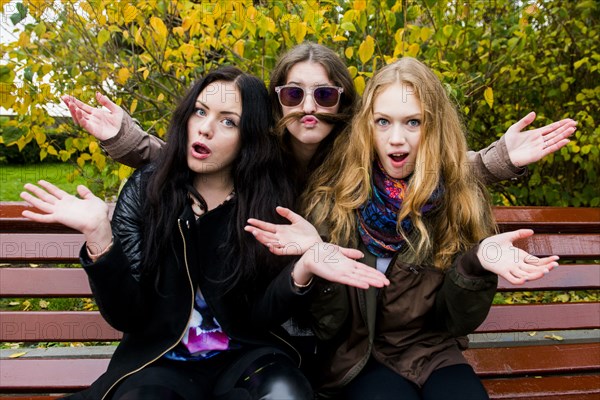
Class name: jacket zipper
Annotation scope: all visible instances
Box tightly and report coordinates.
[268,330,302,368]
[100,219,195,400]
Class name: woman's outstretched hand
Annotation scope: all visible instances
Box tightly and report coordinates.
[293,242,390,289]
[504,112,577,167]
[477,229,559,285]
[245,206,322,256]
[21,180,112,253]
[61,92,123,141]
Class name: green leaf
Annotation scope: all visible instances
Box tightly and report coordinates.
[10,3,28,25]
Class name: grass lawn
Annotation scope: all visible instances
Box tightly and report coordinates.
[0,163,89,201]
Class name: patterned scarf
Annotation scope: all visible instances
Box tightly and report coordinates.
[357,159,443,258]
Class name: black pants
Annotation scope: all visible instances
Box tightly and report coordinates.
[111,348,313,400]
[342,359,489,400]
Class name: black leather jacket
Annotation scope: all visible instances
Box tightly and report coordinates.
[68,166,309,400]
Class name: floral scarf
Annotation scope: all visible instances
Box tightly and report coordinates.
[357,159,443,258]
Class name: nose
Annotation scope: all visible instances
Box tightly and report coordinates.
[197,117,213,138]
[302,92,317,114]
[389,125,406,145]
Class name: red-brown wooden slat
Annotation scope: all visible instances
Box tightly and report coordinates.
[497,264,600,291]
[483,374,600,399]
[0,233,84,263]
[0,268,91,297]
[493,206,600,234]
[464,343,600,376]
[0,311,122,341]
[476,302,600,333]
[0,358,109,391]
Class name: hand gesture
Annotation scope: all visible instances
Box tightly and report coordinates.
[477,229,559,285]
[61,92,124,141]
[21,180,112,252]
[245,206,322,256]
[504,112,577,167]
[294,243,390,289]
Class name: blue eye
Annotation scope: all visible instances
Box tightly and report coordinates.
[194,108,206,117]
[223,118,237,128]
[375,118,390,126]
[408,119,421,127]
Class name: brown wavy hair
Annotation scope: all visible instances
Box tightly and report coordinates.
[303,57,496,268]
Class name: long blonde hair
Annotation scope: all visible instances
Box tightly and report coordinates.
[303,57,496,268]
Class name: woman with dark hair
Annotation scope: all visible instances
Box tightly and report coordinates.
[21,66,386,400]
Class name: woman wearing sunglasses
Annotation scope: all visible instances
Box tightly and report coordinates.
[63,43,576,197]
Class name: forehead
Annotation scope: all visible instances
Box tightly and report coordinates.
[373,83,421,114]
[198,81,241,111]
[286,61,332,86]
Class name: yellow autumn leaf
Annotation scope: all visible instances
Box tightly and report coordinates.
[358,35,375,64]
[354,75,366,95]
[118,164,133,180]
[528,331,537,336]
[143,69,150,80]
[353,0,366,11]
[9,352,27,358]
[129,99,138,114]
[484,87,493,108]
[406,43,420,57]
[233,40,244,58]
[345,47,354,59]
[117,67,130,85]
[89,141,99,153]
[38,300,49,309]
[544,334,564,341]
[420,26,432,42]
[150,16,168,39]
[123,4,139,23]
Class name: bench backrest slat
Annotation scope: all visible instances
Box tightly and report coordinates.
[0,311,122,341]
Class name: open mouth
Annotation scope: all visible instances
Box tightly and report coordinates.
[389,153,408,162]
[193,143,211,155]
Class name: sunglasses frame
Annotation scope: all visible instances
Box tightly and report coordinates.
[275,85,344,108]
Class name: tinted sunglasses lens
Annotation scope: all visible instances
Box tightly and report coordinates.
[314,87,340,107]
[279,87,304,106]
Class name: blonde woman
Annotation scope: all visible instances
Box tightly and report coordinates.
[246,58,559,400]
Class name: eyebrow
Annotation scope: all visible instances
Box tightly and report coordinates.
[286,81,332,87]
[196,101,241,118]
[373,112,422,119]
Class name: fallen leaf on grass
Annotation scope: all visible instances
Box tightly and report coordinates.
[9,351,27,358]
[544,334,564,341]
[528,332,537,336]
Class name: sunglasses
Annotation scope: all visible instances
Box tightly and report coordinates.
[275,85,344,108]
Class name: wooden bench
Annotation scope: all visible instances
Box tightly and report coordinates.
[1,202,599,399]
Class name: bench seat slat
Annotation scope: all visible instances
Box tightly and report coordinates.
[465,342,600,376]
[0,268,91,297]
[476,302,600,332]
[0,358,109,391]
[483,374,600,399]
[0,311,122,341]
